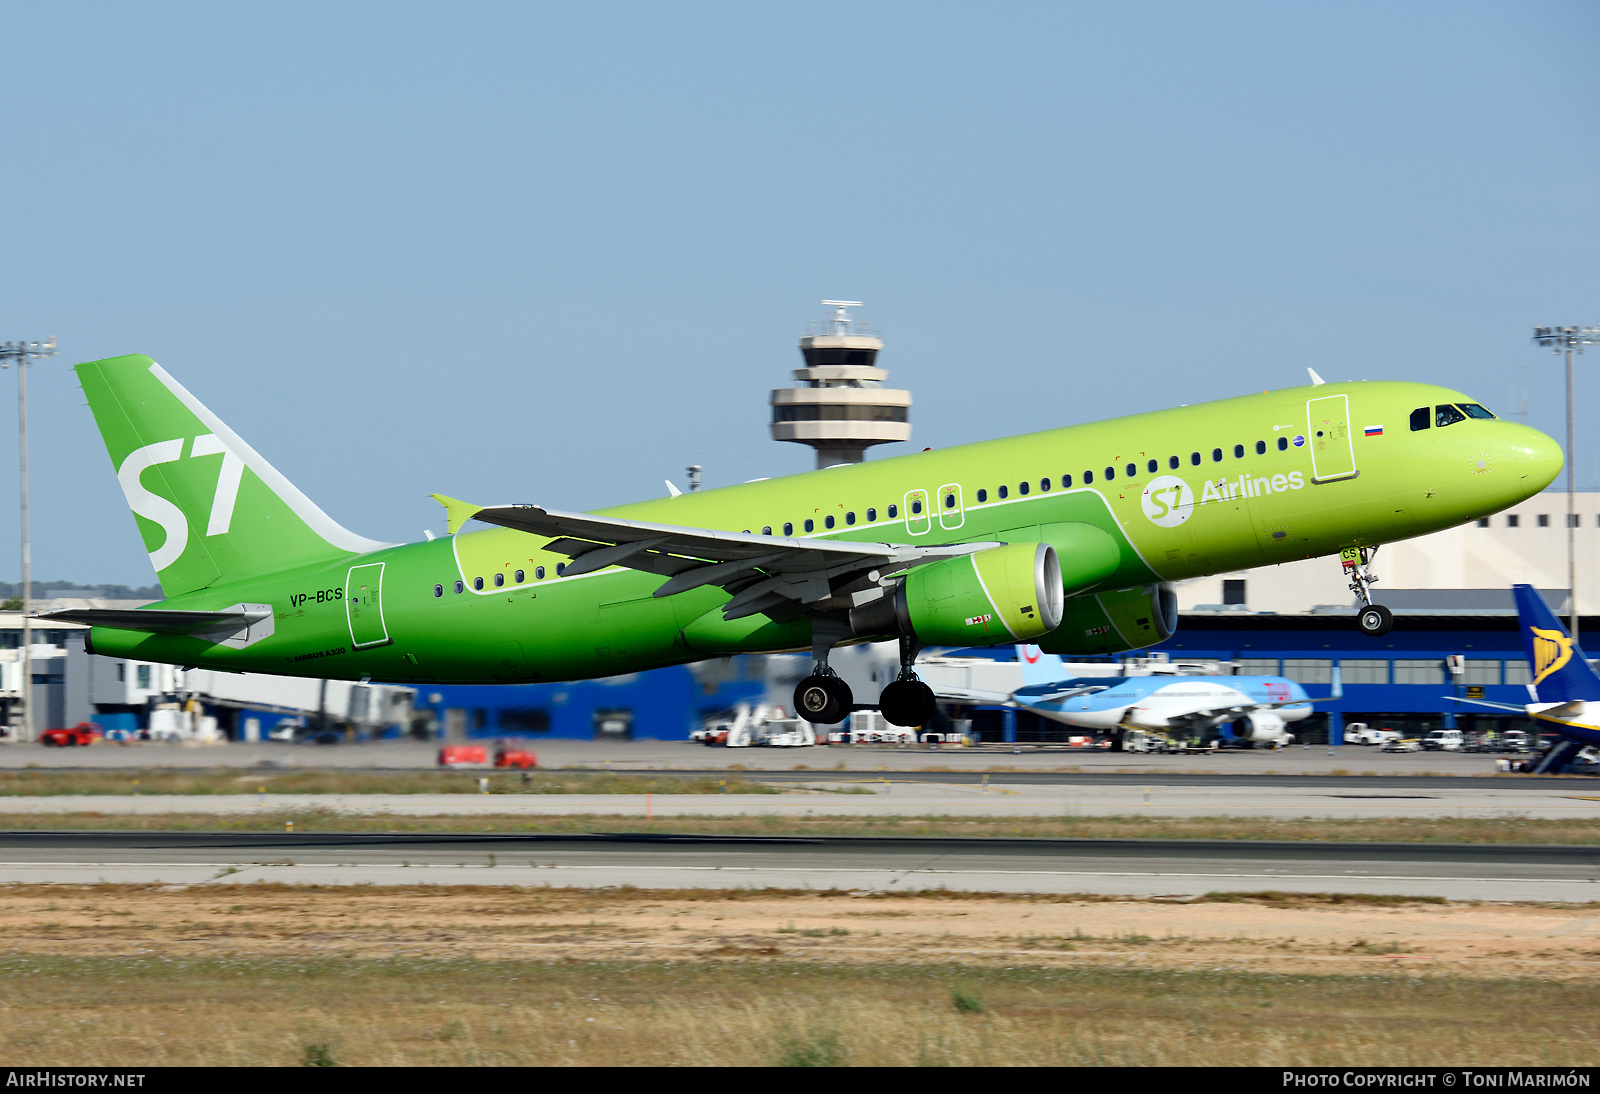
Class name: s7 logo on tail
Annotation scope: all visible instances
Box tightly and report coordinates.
[115,434,246,572]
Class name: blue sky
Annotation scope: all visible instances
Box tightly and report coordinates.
[0,1,1596,587]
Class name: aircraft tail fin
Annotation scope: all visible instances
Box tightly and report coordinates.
[1513,584,1600,702]
[76,355,393,598]
[1016,644,1069,685]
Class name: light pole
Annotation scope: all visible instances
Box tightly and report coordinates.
[1533,325,1600,646]
[0,336,57,742]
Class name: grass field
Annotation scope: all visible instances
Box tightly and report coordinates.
[4,808,1600,844]
[0,769,784,796]
[2,883,1597,1066]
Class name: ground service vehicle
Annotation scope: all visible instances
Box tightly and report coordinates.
[39,723,101,747]
[1345,723,1401,745]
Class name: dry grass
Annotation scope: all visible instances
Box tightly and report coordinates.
[6,954,1598,1066]
[2,809,1599,844]
[3,882,1598,1065]
[0,769,780,796]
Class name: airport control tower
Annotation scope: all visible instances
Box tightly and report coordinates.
[769,301,912,469]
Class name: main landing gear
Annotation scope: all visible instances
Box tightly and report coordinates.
[794,615,854,726]
[1343,546,1394,637]
[879,636,937,728]
[792,626,937,728]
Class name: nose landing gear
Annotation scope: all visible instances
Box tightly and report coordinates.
[1343,546,1393,636]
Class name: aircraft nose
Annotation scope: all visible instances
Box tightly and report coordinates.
[1510,424,1563,496]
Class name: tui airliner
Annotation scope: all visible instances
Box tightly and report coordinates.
[42,355,1560,727]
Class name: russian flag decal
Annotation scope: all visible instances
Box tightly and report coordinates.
[1364,425,1383,437]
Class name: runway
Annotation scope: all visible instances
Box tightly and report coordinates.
[5,831,1599,900]
[3,776,1597,819]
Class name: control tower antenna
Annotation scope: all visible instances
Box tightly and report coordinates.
[769,301,912,469]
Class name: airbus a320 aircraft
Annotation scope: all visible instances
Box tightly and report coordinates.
[932,646,1333,747]
[44,355,1559,727]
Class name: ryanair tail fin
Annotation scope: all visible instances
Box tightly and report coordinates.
[1513,584,1600,703]
[1017,644,1069,685]
[77,355,393,598]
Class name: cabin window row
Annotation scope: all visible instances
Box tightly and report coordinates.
[433,565,555,596]
[968,441,1297,501]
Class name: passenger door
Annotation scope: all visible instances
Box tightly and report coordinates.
[1306,394,1358,483]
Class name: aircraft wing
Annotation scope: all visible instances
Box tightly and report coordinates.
[927,685,1017,704]
[1445,696,1528,713]
[438,496,999,622]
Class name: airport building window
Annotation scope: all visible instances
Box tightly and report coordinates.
[514,569,525,583]
[1039,478,1050,492]
[825,515,835,529]
[494,573,505,587]
[804,519,815,533]
[433,584,444,598]
[1255,440,1266,455]
[1148,459,1158,473]
[783,522,794,535]
[1461,660,1501,686]
[1211,448,1223,462]
[137,665,151,689]
[1234,444,1245,459]
[1061,474,1073,488]
[888,504,898,518]
[847,511,857,524]
[1277,436,1288,451]
[1190,452,1201,466]
[535,566,545,579]
[1394,659,1446,685]
[1435,404,1466,428]
[1570,514,1581,528]
[1340,659,1389,685]
[1507,515,1519,528]
[1538,514,1550,527]
[1081,472,1092,485]
[1222,579,1245,605]
[454,580,465,594]
[1282,658,1334,684]
[1506,660,1532,685]
[1234,658,1280,675]
[976,490,987,503]
[1410,407,1431,431]
[1477,518,1490,527]
[999,485,1009,498]
[473,577,484,591]
[1019,480,1031,494]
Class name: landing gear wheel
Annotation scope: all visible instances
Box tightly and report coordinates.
[794,674,853,725]
[1358,603,1394,637]
[880,679,937,727]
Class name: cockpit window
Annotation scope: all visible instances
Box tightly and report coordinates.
[1435,404,1466,428]
[1458,403,1496,420]
[1409,407,1430,431]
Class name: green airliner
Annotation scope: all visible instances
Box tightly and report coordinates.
[44,355,1561,728]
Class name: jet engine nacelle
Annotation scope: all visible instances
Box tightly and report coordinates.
[1037,583,1179,656]
[1235,709,1289,742]
[850,542,1064,646]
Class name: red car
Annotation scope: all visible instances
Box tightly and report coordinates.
[494,747,538,769]
[40,722,102,747]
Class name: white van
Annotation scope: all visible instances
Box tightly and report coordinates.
[1345,723,1401,746]
[1422,729,1464,751]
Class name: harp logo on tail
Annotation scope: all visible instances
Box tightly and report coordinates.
[1531,626,1574,686]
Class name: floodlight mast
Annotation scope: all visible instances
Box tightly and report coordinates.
[1533,325,1600,646]
[0,336,57,742]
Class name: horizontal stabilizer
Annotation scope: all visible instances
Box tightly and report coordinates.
[35,604,275,649]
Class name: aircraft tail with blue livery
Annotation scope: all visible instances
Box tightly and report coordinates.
[1514,584,1600,704]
